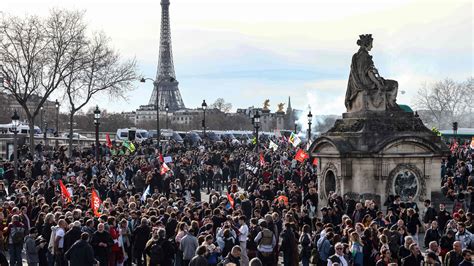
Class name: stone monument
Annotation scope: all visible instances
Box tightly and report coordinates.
[309,34,449,207]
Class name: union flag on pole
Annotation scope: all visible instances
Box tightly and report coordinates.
[106,134,113,148]
[295,149,309,163]
[91,189,102,217]
[259,152,265,166]
[226,193,234,209]
[59,180,72,203]
[160,163,170,175]
[312,157,319,166]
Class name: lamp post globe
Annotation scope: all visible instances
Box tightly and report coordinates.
[55,99,60,142]
[11,110,19,177]
[307,110,313,144]
[93,106,101,162]
[165,104,169,129]
[253,111,260,153]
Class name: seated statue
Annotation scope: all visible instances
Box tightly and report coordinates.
[345,34,399,112]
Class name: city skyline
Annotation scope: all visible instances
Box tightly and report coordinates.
[2,0,472,115]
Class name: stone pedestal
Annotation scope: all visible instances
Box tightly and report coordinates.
[309,110,449,207]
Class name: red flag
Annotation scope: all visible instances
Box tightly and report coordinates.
[91,189,102,217]
[295,149,309,162]
[312,157,318,166]
[106,133,113,148]
[259,152,265,166]
[159,153,164,163]
[59,180,72,203]
[160,163,170,175]
[227,193,234,209]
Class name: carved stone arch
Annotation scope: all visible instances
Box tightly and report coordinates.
[321,162,341,199]
[376,136,441,154]
[385,163,426,201]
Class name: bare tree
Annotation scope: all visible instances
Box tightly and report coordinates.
[415,78,472,128]
[210,98,232,113]
[0,10,86,153]
[61,32,137,156]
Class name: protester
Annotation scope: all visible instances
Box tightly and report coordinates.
[0,133,471,266]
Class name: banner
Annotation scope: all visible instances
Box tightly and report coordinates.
[164,156,173,163]
[289,132,301,147]
[91,189,102,217]
[141,185,150,202]
[269,140,278,151]
[106,134,113,148]
[160,163,170,175]
[122,141,136,153]
[226,193,234,209]
[59,180,72,203]
[295,149,309,162]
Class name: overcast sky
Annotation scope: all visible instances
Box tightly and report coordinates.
[3,0,473,115]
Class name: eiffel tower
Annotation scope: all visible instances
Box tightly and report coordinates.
[148,0,185,111]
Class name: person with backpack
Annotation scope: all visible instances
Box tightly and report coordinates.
[24,228,41,266]
[299,224,312,266]
[253,220,276,266]
[4,214,26,266]
[145,228,175,266]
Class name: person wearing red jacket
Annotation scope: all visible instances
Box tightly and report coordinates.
[108,217,124,266]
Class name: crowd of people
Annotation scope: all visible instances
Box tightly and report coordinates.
[0,135,471,266]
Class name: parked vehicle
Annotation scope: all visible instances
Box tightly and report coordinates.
[179,131,202,146]
[0,123,42,135]
[216,131,240,145]
[196,131,222,143]
[61,132,89,140]
[115,128,149,142]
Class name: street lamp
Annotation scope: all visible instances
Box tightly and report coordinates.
[93,106,101,162]
[201,100,207,136]
[40,106,44,133]
[307,110,313,145]
[11,110,19,177]
[55,99,60,136]
[140,77,168,144]
[253,111,260,153]
[165,104,169,129]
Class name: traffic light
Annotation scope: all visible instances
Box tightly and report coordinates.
[452,122,458,132]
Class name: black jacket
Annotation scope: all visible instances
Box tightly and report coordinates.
[90,231,114,260]
[63,226,82,253]
[424,228,441,248]
[402,254,424,266]
[65,239,96,266]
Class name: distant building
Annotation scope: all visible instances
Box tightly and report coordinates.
[0,91,57,125]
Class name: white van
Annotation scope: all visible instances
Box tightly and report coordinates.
[0,123,42,135]
[115,128,149,142]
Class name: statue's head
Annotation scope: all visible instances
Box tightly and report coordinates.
[357,34,373,51]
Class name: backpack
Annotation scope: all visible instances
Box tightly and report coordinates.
[11,226,25,244]
[149,240,166,264]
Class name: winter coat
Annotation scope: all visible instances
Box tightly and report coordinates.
[24,235,39,264]
[65,239,96,266]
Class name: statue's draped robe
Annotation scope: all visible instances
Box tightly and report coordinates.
[345,48,376,109]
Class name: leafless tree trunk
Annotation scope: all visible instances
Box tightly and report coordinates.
[61,32,137,157]
[415,78,472,129]
[0,10,86,154]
